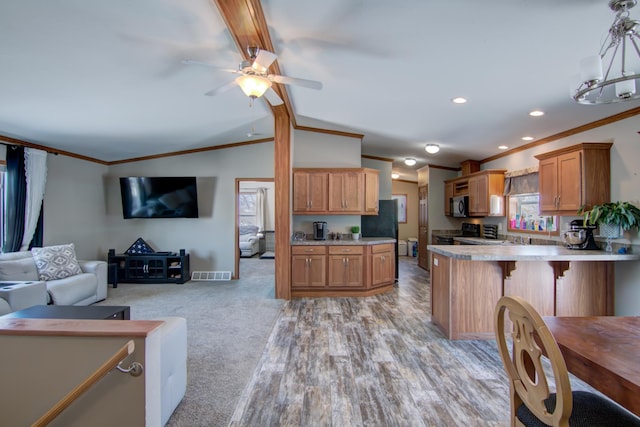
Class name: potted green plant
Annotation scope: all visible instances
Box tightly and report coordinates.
[578,201,640,251]
[351,226,360,240]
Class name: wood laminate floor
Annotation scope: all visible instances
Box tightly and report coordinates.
[230,256,593,427]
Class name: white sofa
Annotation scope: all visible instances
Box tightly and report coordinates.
[239,225,262,257]
[0,250,107,307]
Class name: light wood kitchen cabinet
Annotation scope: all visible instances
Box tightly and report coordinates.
[468,171,504,216]
[328,246,364,287]
[444,169,506,217]
[444,182,453,216]
[328,171,363,213]
[290,242,395,297]
[363,168,379,215]
[535,142,612,215]
[292,170,328,213]
[291,246,327,288]
[293,168,378,215]
[371,243,395,286]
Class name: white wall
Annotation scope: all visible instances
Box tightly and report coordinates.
[106,142,274,272]
[481,116,640,315]
[42,155,109,260]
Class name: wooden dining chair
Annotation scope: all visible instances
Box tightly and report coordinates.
[494,296,640,427]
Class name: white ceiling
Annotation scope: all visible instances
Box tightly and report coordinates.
[1,0,639,179]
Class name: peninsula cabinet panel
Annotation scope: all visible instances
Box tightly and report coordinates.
[555,262,613,316]
[430,253,451,337]
[503,261,555,317]
[293,170,328,213]
[328,171,363,213]
[535,142,612,215]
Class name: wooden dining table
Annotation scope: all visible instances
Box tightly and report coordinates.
[544,316,640,417]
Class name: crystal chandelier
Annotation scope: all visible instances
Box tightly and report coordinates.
[572,0,640,104]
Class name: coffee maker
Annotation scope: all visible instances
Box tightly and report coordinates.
[313,221,328,240]
[563,219,599,250]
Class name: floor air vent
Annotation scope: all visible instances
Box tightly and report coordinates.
[191,271,232,281]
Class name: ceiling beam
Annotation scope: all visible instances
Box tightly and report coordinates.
[212,0,297,127]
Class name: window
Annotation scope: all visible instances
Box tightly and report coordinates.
[238,192,257,226]
[507,193,558,235]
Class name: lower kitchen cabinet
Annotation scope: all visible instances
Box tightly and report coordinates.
[291,241,395,297]
[328,246,364,287]
[291,246,327,288]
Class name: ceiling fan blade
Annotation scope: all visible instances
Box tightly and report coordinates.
[182,59,238,74]
[263,88,284,106]
[252,49,278,73]
[204,80,238,96]
[270,74,323,90]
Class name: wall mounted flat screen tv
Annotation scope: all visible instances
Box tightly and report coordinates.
[120,177,199,219]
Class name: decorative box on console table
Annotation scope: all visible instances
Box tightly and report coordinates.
[108,249,190,284]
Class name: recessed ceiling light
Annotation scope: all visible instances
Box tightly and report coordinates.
[452,97,467,104]
[498,145,509,150]
[529,110,545,117]
[404,158,417,166]
[522,136,534,141]
[425,144,440,154]
[391,173,400,179]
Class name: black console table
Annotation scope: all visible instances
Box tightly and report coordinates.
[108,249,190,284]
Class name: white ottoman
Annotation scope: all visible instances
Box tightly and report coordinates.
[0,281,47,313]
[156,316,187,426]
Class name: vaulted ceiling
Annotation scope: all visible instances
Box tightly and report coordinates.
[1,0,639,179]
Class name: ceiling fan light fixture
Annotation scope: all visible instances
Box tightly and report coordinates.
[236,75,272,98]
[572,0,640,104]
[425,144,440,154]
[404,158,417,166]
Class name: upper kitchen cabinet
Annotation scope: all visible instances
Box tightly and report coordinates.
[293,170,329,213]
[363,169,379,215]
[535,143,612,215]
[444,169,506,217]
[293,168,379,215]
[329,170,363,213]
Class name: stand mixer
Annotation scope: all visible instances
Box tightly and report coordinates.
[563,219,600,250]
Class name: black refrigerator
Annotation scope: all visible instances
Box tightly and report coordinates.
[361,199,399,281]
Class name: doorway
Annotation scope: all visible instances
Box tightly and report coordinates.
[235,178,275,279]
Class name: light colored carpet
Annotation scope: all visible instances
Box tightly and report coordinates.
[96,258,283,427]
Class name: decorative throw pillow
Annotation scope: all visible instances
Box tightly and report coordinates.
[31,244,83,281]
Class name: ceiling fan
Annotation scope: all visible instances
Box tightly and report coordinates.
[183,46,322,106]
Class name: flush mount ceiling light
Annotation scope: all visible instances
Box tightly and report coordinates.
[425,144,440,154]
[391,172,400,179]
[404,158,417,166]
[571,0,640,104]
[498,145,509,150]
[522,136,534,141]
[529,110,545,117]
[451,97,468,104]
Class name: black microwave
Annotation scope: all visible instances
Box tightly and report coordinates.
[451,195,469,217]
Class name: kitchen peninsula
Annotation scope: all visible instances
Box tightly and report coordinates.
[428,244,640,339]
[291,238,395,297]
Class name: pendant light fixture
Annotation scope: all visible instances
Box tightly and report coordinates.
[571,0,640,104]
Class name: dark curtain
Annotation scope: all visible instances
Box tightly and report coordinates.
[3,146,26,252]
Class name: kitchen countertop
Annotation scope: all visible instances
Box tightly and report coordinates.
[427,244,640,261]
[453,237,507,245]
[292,237,396,246]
